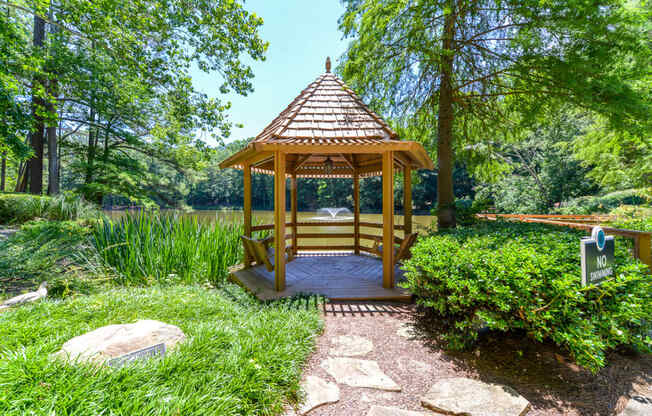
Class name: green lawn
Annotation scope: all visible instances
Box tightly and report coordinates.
[0,285,322,415]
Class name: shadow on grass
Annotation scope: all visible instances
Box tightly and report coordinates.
[407,309,651,416]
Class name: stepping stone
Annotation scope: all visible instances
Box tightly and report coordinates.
[330,335,373,356]
[621,394,652,415]
[397,323,414,339]
[299,376,340,414]
[366,405,428,416]
[421,377,530,416]
[321,357,401,391]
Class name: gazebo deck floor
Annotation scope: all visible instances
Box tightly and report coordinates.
[229,253,412,302]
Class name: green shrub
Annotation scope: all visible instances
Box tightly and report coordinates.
[607,205,652,232]
[0,192,100,224]
[0,220,100,300]
[402,221,651,373]
[432,198,491,226]
[554,189,649,215]
[92,213,243,286]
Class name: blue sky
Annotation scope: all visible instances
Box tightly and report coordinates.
[191,0,349,145]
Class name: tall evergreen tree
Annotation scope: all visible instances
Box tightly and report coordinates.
[339,0,651,227]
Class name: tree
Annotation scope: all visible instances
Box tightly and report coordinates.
[2,0,267,202]
[339,0,651,228]
[574,117,651,191]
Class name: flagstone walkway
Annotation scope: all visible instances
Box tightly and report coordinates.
[287,301,652,416]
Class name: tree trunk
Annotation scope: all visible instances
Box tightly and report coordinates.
[436,1,457,229]
[28,14,46,195]
[47,78,59,195]
[15,162,27,192]
[85,106,96,185]
[1,152,6,192]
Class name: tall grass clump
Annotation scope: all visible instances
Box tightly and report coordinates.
[0,192,100,224]
[92,213,243,285]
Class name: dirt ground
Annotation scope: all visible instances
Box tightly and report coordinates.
[299,301,651,416]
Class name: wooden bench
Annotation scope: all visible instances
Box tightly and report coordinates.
[241,235,294,272]
[370,232,419,266]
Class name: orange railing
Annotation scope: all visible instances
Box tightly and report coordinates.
[250,221,405,253]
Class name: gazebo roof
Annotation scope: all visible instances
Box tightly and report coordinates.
[220,58,434,177]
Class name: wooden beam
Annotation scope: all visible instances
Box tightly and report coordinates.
[353,169,360,255]
[340,154,355,169]
[404,165,412,236]
[635,233,651,270]
[293,154,312,172]
[258,142,414,154]
[382,151,395,288]
[291,173,298,256]
[274,151,286,291]
[243,163,252,267]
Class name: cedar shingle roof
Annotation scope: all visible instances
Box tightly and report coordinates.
[219,59,434,177]
[253,72,398,144]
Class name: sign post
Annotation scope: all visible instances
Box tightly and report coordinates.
[580,226,615,286]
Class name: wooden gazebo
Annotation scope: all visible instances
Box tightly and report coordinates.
[220,58,434,301]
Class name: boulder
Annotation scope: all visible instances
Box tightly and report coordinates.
[421,377,530,416]
[54,319,185,364]
[330,335,373,356]
[321,357,401,391]
[621,394,652,416]
[299,376,340,414]
[0,282,47,310]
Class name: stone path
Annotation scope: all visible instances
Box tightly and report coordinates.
[288,301,651,415]
[290,302,531,415]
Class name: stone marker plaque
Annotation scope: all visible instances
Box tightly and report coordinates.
[581,226,614,286]
[108,342,166,368]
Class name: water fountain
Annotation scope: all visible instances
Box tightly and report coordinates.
[312,207,354,221]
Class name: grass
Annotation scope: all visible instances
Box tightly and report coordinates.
[0,211,323,415]
[92,213,245,286]
[0,192,100,224]
[0,285,323,416]
[0,220,100,300]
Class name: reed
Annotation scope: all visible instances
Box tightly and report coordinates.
[0,192,100,224]
[92,213,243,285]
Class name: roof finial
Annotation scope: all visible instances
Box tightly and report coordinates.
[325,56,331,73]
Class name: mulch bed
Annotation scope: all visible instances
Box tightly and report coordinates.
[300,301,651,415]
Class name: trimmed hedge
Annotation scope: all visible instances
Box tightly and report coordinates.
[0,193,99,224]
[402,221,651,373]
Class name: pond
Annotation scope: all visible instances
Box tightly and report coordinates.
[104,209,437,249]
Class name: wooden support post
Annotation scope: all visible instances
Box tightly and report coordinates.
[635,234,652,271]
[353,169,360,255]
[403,165,412,236]
[243,163,252,267]
[382,151,394,288]
[291,173,298,256]
[274,151,286,291]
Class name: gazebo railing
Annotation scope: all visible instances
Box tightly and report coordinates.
[249,221,406,253]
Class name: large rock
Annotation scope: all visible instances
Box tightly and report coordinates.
[421,377,530,416]
[321,357,401,391]
[54,320,185,364]
[0,282,47,310]
[366,405,428,416]
[621,397,652,416]
[621,385,652,416]
[330,335,373,356]
[299,376,340,414]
